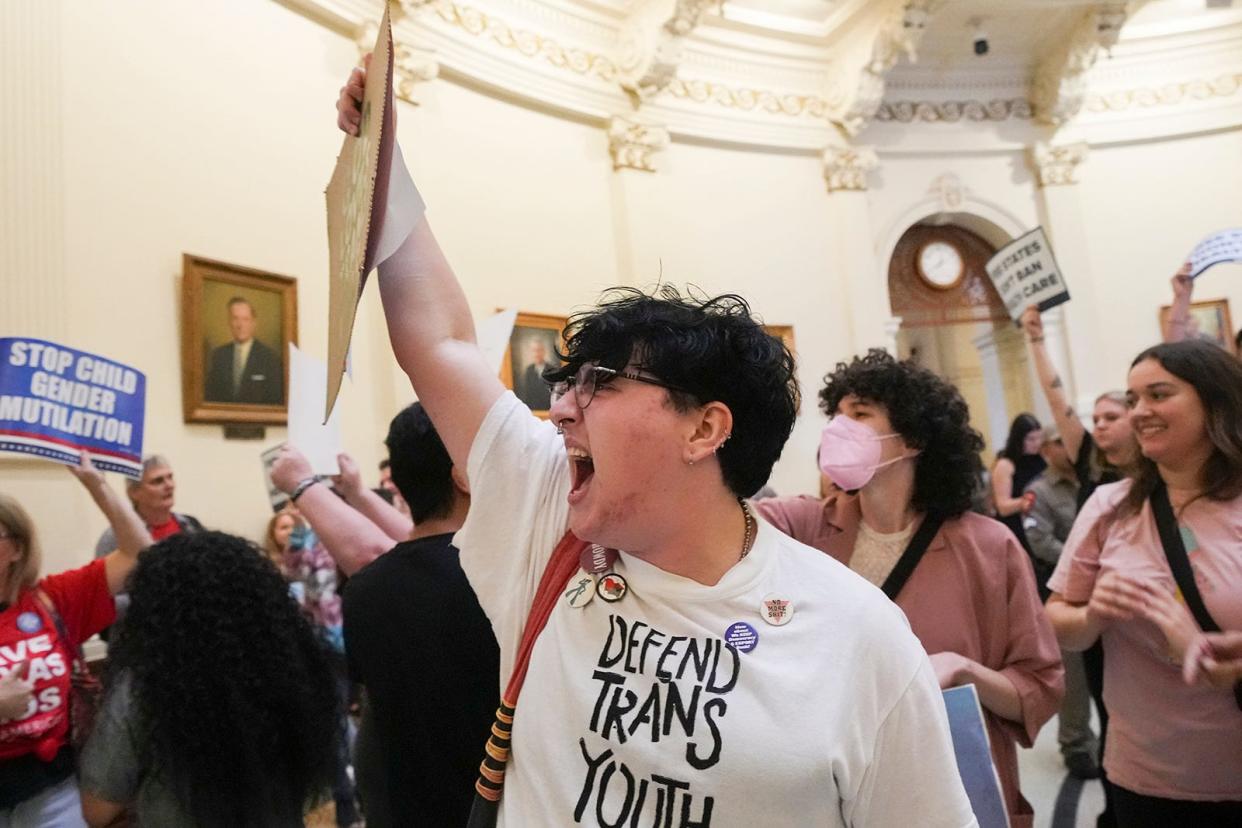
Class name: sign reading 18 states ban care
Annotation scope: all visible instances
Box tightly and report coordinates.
[0,338,146,478]
[985,226,1071,322]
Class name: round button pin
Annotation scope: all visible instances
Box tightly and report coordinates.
[760,593,793,626]
[16,612,42,634]
[580,545,618,575]
[724,622,759,653]
[564,571,596,608]
[596,573,629,603]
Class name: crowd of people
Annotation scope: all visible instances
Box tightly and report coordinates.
[1,62,1241,828]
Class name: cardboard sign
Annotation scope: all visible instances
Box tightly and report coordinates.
[0,338,146,477]
[985,227,1070,321]
[288,344,343,476]
[324,2,395,422]
[1189,228,1242,279]
[942,684,1010,828]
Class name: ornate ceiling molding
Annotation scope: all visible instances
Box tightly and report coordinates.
[1085,72,1242,112]
[838,1,937,137]
[607,114,670,171]
[876,98,1032,123]
[1031,142,1089,187]
[616,0,720,104]
[822,145,878,192]
[1029,2,1142,127]
[285,0,1242,155]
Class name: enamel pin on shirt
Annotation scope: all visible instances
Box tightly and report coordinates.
[596,573,629,603]
[760,592,794,626]
[564,571,596,608]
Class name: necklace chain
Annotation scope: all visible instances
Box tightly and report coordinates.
[738,498,756,561]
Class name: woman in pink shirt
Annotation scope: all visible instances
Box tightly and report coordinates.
[755,349,1064,828]
[1047,339,1242,825]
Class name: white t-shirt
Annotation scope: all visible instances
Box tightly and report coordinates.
[456,392,977,827]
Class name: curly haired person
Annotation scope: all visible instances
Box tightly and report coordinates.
[754,349,1064,828]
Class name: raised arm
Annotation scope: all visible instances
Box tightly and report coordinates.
[271,446,394,576]
[68,454,153,595]
[333,452,413,541]
[337,65,506,473]
[1020,306,1085,463]
[1164,262,1194,343]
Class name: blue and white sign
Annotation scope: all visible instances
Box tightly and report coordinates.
[943,684,1010,828]
[0,338,146,478]
[1189,228,1242,279]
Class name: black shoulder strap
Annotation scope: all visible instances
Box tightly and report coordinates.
[1150,482,1242,712]
[880,513,947,601]
[1150,482,1219,634]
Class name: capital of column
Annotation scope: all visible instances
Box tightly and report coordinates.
[607,115,670,172]
[822,145,878,193]
[1031,141,1088,187]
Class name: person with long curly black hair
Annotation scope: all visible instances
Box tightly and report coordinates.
[754,349,1063,828]
[77,531,339,827]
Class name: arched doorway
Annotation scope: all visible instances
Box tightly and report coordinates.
[888,221,1035,458]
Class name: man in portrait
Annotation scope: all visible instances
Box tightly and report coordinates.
[204,296,283,405]
[514,335,558,410]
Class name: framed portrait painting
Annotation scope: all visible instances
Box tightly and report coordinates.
[181,255,298,424]
[1159,298,1236,356]
[500,312,567,417]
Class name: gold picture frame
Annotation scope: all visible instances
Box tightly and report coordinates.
[1159,298,1235,356]
[181,254,298,424]
[500,311,568,418]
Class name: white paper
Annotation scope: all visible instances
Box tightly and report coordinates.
[371,143,426,268]
[260,443,289,511]
[1189,228,1242,279]
[478,308,519,377]
[984,226,1070,321]
[288,344,343,475]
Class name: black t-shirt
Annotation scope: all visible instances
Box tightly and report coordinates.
[1072,432,1121,513]
[342,534,499,827]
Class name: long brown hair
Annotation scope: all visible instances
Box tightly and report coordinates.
[1120,341,1242,517]
[0,494,42,604]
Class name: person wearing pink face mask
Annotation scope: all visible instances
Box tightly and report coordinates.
[754,349,1063,828]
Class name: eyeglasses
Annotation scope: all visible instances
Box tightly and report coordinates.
[550,364,691,410]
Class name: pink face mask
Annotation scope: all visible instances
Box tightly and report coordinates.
[818,416,907,492]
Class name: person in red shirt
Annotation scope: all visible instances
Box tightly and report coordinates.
[92,455,202,557]
[0,454,152,827]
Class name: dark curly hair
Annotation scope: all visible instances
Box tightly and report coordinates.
[544,286,799,497]
[819,349,985,517]
[106,531,338,827]
[1120,340,1242,517]
[386,402,455,523]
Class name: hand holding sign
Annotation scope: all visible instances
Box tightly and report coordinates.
[1188,228,1242,279]
[985,227,1070,322]
[324,1,425,422]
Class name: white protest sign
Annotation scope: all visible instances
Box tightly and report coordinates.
[985,227,1070,321]
[1188,228,1242,279]
[478,308,519,377]
[260,443,289,512]
[288,344,343,475]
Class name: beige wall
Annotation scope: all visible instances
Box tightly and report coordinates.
[3,0,1241,576]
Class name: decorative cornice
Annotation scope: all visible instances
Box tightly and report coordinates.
[875,98,1032,123]
[1030,2,1139,127]
[607,115,670,171]
[664,76,831,118]
[1031,142,1088,187]
[839,1,936,137]
[1085,72,1242,112]
[822,145,877,192]
[617,0,720,103]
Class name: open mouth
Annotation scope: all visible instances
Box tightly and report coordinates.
[567,446,595,498]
